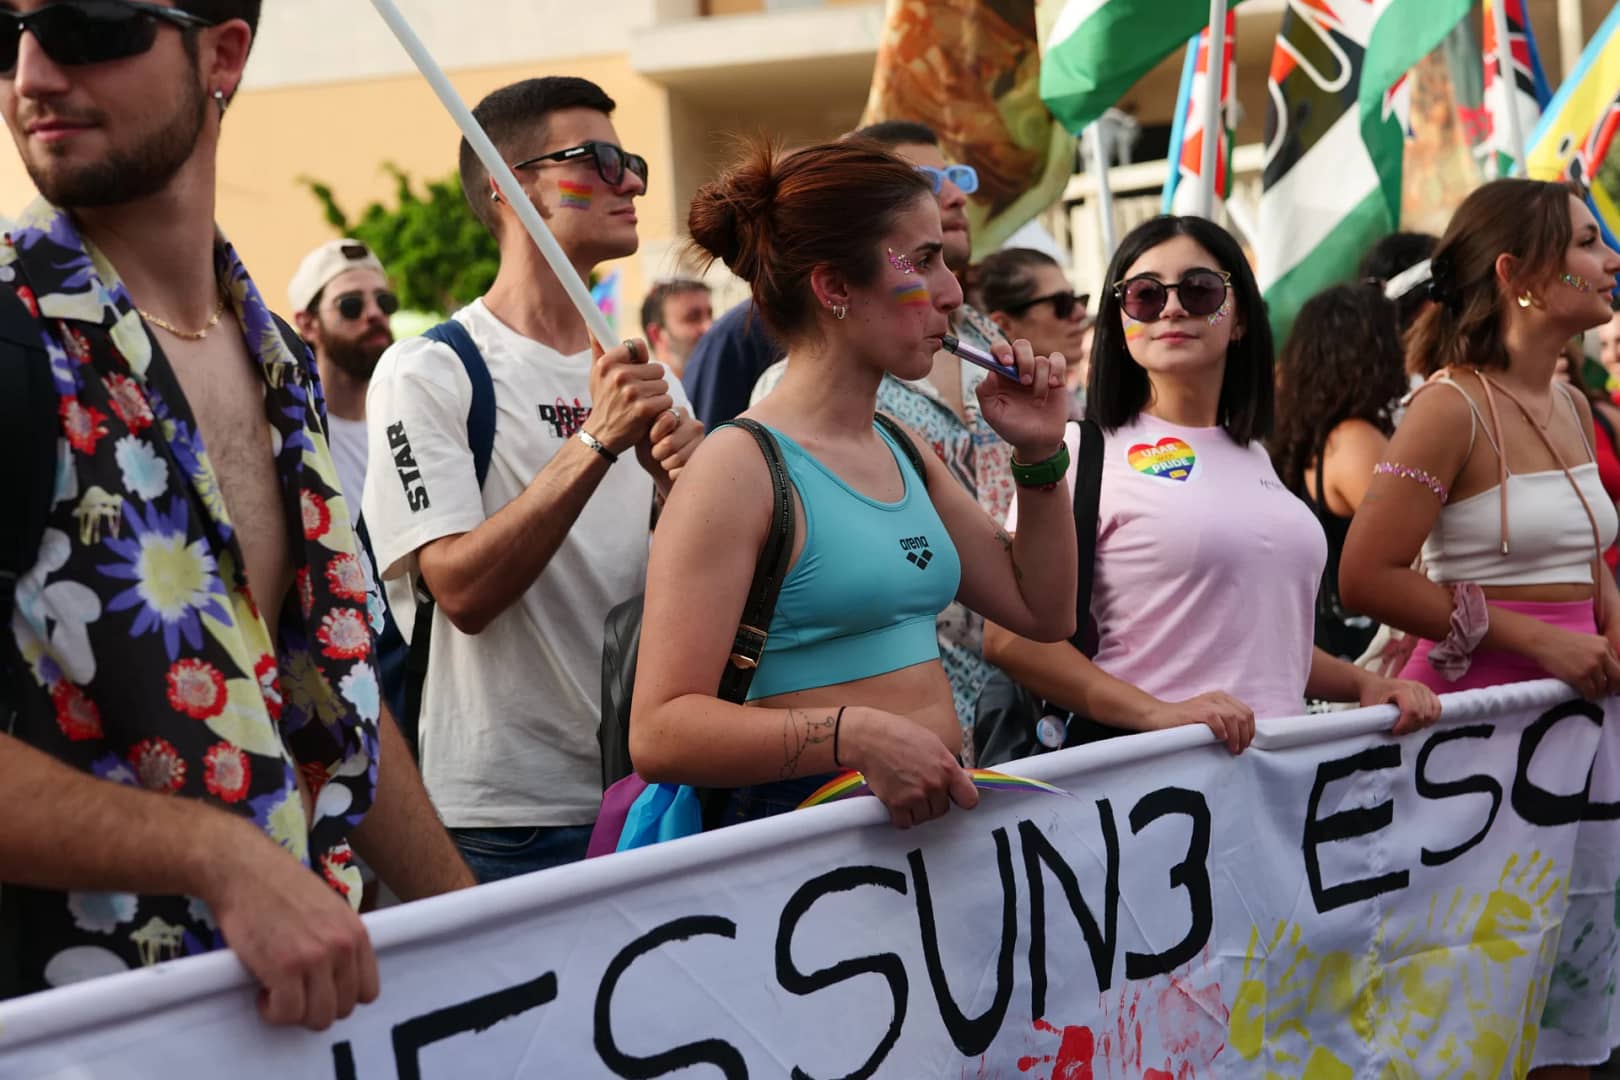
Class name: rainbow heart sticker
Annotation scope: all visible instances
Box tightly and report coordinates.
[1128,437,1196,481]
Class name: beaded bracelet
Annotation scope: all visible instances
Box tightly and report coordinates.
[1372,461,1448,503]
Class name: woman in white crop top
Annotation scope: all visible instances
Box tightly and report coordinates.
[987,216,1439,755]
[1342,180,1620,717]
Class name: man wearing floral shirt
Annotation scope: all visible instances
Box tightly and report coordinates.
[0,0,471,1027]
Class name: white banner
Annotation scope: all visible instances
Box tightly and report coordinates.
[2,680,1616,1078]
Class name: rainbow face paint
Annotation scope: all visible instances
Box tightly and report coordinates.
[1561,272,1595,293]
[887,248,918,275]
[892,281,930,309]
[557,180,593,210]
[1124,320,1148,341]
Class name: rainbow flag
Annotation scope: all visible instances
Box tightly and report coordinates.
[797,768,1072,810]
[1162,11,1237,216]
[1526,3,1620,249]
[1482,0,1552,178]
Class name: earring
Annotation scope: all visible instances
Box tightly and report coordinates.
[833,305,848,321]
[211,88,227,115]
[1517,291,1533,309]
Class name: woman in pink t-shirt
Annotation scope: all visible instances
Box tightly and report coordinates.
[986,216,1439,753]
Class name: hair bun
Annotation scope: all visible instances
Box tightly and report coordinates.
[687,141,780,282]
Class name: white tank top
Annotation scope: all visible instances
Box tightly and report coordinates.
[1420,379,1619,586]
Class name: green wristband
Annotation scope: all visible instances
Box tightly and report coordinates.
[1010,442,1070,488]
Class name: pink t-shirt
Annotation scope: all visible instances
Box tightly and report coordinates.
[1007,417,1326,719]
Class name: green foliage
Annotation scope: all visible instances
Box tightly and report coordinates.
[300,165,499,316]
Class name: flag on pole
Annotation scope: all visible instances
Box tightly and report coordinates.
[863,0,1076,258]
[1482,0,1552,177]
[1257,0,1470,340]
[1038,0,1251,136]
[1525,3,1620,249]
[1163,12,1238,216]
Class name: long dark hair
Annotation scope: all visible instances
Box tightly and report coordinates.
[1086,215,1274,444]
[1270,283,1406,497]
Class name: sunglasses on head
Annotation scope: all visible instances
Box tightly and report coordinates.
[915,164,979,195]
[511,140,649,189]
[1112,269,1231,322]
[331,289,399,321]
[1006,290,1089,320]
[1,0,218,76]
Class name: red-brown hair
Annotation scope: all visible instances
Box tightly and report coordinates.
[686,137,933,340]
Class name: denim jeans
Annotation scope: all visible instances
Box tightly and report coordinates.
[450,824,594,884]
[720,773,838,827]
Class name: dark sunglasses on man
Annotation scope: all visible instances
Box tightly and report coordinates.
[1112,268,1231,323]
[511,141,649,190]
[1005,290,1090,321]
[1,0,218,75]
[330,289,399,322]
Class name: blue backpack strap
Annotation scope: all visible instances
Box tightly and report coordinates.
[423,319,495,486]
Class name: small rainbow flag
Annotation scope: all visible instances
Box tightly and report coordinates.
[892,282,930,308]
[797,768,1071,810]
[558,180,593,210]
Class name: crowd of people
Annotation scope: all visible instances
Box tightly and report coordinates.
[2,3,1618,1074]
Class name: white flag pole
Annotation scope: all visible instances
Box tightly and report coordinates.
[1196,0,1228,220]
[1087,123,1118,263]
[1492,0,1529,178]
[366,0,619,347]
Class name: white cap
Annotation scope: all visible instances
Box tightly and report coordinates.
[287,239,386,312]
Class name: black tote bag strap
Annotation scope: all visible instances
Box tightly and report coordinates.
[717,419,795,704]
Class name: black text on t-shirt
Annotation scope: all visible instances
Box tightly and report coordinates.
[388,420,431,512]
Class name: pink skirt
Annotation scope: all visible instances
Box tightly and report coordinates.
[1398,599,1597,693]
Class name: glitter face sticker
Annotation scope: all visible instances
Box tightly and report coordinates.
[557,180,593,210]
[1206,297,1233,327]
[887,248,918,275]
[892,282,931,309]
[1561,272,1595,293]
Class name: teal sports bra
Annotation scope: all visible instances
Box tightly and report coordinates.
[735,421,962,701]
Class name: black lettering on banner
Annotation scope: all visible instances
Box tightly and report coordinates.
[1019,805,1119,1018]
[910,828,1018,1058]
[390,971,558,1080]
[1415,724,1502,867]
[1125,788,1213,979]
[330,1041,357,1080]
[1303,745,1409,914]
[1512,699,1617,824]
[775,866,910,1080]
[594,915,746,1079]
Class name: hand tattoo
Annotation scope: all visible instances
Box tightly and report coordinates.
[781,708,836,779]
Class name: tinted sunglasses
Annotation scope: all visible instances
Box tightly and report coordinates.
[1,0,218,75]
[1006,291,1089,320]
[512,141,649,189]
[915,164,979,195]
[1113,269,1231,322]
[331,290,399,321]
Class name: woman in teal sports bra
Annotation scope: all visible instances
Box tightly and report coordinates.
[629,138,1079,829]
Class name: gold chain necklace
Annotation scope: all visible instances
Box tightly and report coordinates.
[137,293,228,341]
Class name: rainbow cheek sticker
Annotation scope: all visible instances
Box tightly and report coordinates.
[1562,272,1595,293]
[893,282,931,309]
[1128,437,1197,481]
[1124,320,1148,341]
[558,180,593,210]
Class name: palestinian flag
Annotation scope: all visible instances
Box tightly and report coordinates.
[1039,0,1251,136]
[1257,0,1470,340]
[1482,0,1553,178]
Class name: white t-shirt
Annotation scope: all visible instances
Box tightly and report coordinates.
[325,414,369,526]
[363,300,687,827]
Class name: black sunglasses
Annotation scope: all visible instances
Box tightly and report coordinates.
[331,289,399,321]
[1112,269,1231,322]
[2,0,218,76]
[1005,291,1090,320]
[511,141,649,189]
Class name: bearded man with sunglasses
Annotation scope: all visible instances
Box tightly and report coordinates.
[363,76,702,883]
[0,0,474,1028]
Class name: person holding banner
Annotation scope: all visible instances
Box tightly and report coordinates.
[630,138,1078,828]
[1342,179,1620,703]
[984,216,1439,752]
[0,0,473,1028]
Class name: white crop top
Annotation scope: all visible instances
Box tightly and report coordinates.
[1421,379,1619,587]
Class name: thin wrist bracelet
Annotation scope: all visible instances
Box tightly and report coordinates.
[575,428,617,464]
[1010,442,1070,488]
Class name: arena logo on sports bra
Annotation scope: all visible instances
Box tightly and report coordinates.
[1129,437,1197,482]
[899,535,934,569]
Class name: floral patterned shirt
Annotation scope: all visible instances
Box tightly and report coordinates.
[874,304,1015,758]
[0,200,379,994]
